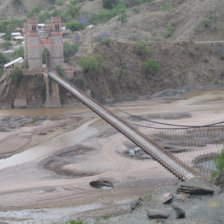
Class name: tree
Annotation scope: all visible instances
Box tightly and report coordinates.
[66,5,80,18]
[63,42,79,62]
[79,55,99,73]
[13,46,24,59]
[1,41,12,50]
[55,65,65,76]
[11,66,23,83]
[66,21,87,31]
[0,52,9,66]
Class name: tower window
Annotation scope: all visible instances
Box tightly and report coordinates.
[32,25,36,31]
[55,24,60,30]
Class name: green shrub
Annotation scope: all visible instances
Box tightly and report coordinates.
[67,218,84,224]
[211,149,224,179]
[79,55,99,73]
[0,68,3,77]
[63,42,79,63]
[103,215,110,220]
[129,34,139,41]
[124,0,142,7]
[51,9,62,17]
[142,0,155,2]
[94,9,117,23]
[132,7,141,13]
[48,5,55,11]
[159,4,173,11]
[117,11,128,23]
[55,0,63,5]
[75,77,85,89]
[201,18,212,27]
[87,4,126,24]
[0,52,9,65]
[66,5,80,19]
[164,24,174,38]
[142,58,159,74]
[70,0,80,4]
[38,11,50,23]
[26,6,41,18]
[4,32,11,41]
[66,21,86,31]
[13,46,24,59]
[101,37,111,46]
[0,19,23,40]
[103,0,119,9]
[1,41,12,50]
[11,66,23,83]
[55,65,65,77]
[134,42,148,56]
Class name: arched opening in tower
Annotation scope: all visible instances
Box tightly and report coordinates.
[42,48,51,69]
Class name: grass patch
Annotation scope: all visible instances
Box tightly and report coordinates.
[201,18,212,27]
[164,24,174,38]
[68,219,84,224]
[211,149,224,180]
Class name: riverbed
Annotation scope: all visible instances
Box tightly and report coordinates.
[0,89,224,223]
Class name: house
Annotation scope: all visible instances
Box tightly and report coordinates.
[12,36,24,42]
[11,32,22,37]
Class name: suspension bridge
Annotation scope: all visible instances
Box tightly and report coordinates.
[44,71,202,181]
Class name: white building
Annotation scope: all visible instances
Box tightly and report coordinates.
[11,32,22,37]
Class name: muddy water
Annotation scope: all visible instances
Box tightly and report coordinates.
[0,107,90,117]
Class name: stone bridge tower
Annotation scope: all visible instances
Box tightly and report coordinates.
[24,17,64,70]
[24,17,64,107]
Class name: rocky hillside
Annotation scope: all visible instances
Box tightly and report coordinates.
[72,41,224,102]
[0,0,224,108]
[1,0,224,42]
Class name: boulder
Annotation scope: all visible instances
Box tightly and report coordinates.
[172,205,185,219]
[147,208,171,219]
[159,192,173,204]
[177,185,214,195]
[214,172,224,187]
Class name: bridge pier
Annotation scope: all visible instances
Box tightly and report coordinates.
[44,76,61,108]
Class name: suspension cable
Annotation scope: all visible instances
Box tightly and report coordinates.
[112,105,224,128]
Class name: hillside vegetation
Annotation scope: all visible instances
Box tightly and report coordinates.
[0,0,223,42]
